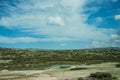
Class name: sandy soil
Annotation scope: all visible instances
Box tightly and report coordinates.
[0,63,119,80]
[0,70,59,80]
[0,68,101,80]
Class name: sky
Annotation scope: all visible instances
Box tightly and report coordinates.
[0,0,120,49]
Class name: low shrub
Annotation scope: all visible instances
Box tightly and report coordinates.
[78,77,84,80]
[60,66,70,68]
[116,63,120,67]
[88,72,112,80]
[70,67,88,70]
[78,72,118,80]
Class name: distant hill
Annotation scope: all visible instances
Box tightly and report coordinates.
[0,47,120,70]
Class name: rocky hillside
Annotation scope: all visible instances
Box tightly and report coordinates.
[0,47,120,70]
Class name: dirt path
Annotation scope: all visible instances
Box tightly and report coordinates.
[28,74,58,80]
[0,70,59,80]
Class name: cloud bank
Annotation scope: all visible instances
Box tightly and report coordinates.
[0,0,119,48]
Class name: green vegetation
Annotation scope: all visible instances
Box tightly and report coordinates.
[70,67,88,70]
[59,65,71,68]
[88,72,112,80]
[78,77,84,80]
[0,47,120,70]
[116,63,120,67]
[78,72,118,80]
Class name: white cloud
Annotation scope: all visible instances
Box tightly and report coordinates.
[48,16,64,26]
[0,14,45,29]
[0,36,40,43]
[92,33,120,48]
[0,36,72,44]
[111,34,119,38]
[111,34,120,43]
[60,43,67,47]
[112,0,118,2]
[61,0,87,10]
[92,41,101,47]
[95,17,103,23]
[92,40,114,48]
[0,0,114,44]
[85,7,100,14]
[115,40,120,43]
[115,14,120,20]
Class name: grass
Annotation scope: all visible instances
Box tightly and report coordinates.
[0,60,12,63]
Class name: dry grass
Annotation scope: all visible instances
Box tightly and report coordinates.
[0,62,119,80]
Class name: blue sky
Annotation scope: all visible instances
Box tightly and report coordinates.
[0,0,120,49]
